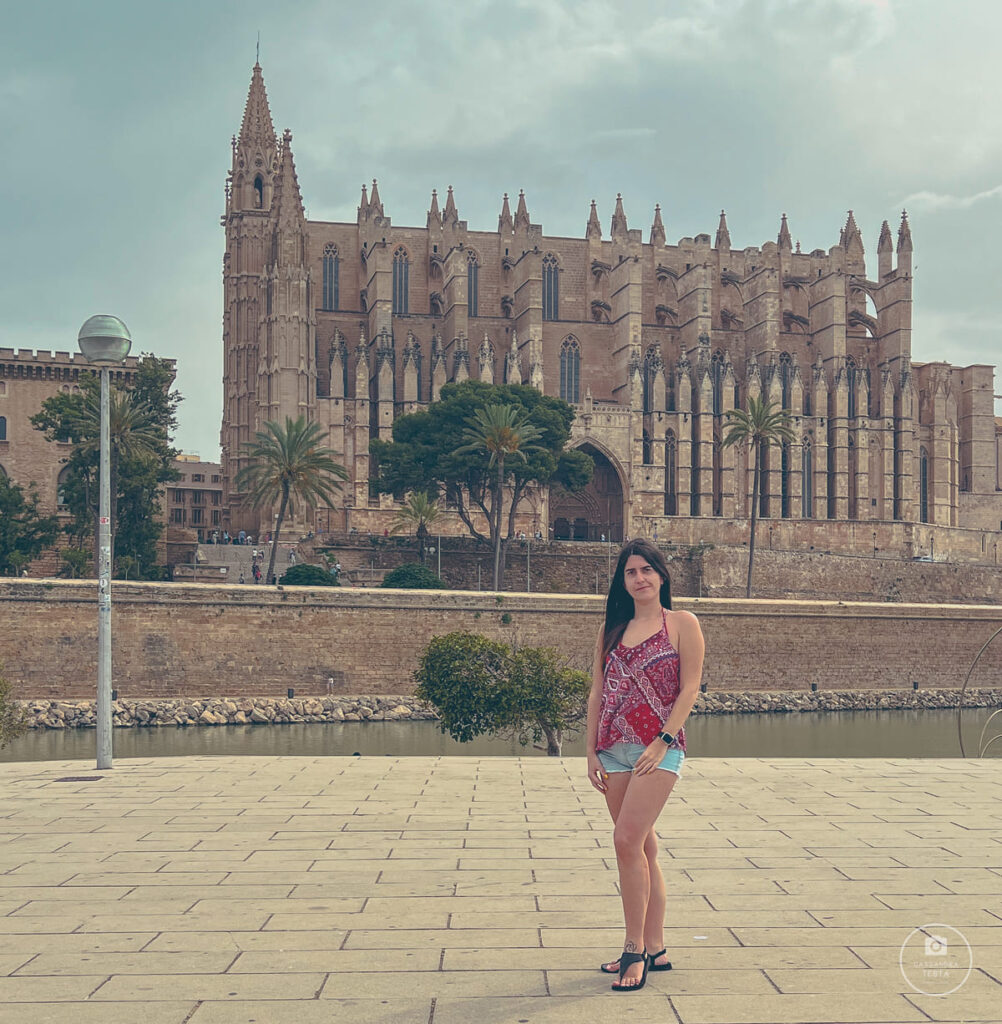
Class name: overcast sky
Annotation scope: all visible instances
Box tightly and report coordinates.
[2,0,1000,460]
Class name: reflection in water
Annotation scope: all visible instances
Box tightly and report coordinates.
[2,708,998,762]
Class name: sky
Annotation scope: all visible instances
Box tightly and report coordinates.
[2,0,1000,460]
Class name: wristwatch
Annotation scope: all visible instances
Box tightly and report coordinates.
[657,729,677,748]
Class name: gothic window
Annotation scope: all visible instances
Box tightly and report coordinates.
[0,415,5,441]
[712,437,723,516]
[848,434,858,519]
[690,415,700,516]
[643,430,653,465]
[643,346,660,415]
[779,351,792,410]
[711,350,724,416]
[57,465,72,507]
[919,445,929,523]
[253,175,263,209]
[322,243,339,311]
[559,336,580,403]
[542,254,559,321]
[781,440,791,518]
[467,253,479,318]
[664,430,677,515]
[802,438,813,518]
[804,387,812,417]
[759,445,769,518]
[392,247,410,315]
[846,355,858,420]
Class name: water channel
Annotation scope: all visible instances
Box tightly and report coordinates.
[3,708,999,762]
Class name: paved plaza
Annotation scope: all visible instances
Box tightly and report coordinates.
[0,754,1001,1023]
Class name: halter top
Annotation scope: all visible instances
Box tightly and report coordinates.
[597,608,686,752]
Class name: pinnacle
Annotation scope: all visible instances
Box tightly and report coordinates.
[238,62,277,148]
[716,209,731,249]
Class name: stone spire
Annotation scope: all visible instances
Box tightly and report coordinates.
[369,179,384,220]
[778,213,792,251]
[897,209,912,253]
[586,200,602,240]
[650,204,665,247]
[610,193,628,240]
[498,193,513,234]
[504,329,521,384]
[843,209,863,255]
[238,63,277,149]
[273,129,306,240]
[878,219,893,253]
[715,209,731,250]
[514,190,530,230]
[443,185,458,228]
[427,189,441,229]
[357,183,369,223]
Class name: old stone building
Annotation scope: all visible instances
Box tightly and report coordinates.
[167,455,223,542]
[221,63,1002,560]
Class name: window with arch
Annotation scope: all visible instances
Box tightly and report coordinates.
[801,437,813,518]
[467,252,479,318]
[542,254,559,321]
[559,337,580,403]
[779,351,792,410]
[392,247,410,315]
[57,465,73,507]
[781,440,791,518]
[322,243,339,311]
[0,415,6,441]
[643,346,660,415]
[919,445,929,523]
[846,355,858,420]
[710,351,725,416]
[664,430,677,515]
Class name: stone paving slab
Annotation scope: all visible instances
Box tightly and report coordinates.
[2,755,1002,1023]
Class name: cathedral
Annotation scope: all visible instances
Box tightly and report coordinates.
[221,63,1002,559]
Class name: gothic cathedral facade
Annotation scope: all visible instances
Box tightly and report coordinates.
[221,64,1002,558]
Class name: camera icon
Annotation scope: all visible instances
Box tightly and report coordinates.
[925,935,949,956]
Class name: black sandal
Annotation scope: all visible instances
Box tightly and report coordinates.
[611,949,648,992]
[601,947,672,973]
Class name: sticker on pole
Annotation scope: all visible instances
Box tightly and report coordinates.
[899,923,972,996]
[99,517,110,525]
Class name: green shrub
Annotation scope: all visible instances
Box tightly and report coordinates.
[414,632,590,755]
[279,563,340,587]
[380,563,446,590]
[0,665,28,751]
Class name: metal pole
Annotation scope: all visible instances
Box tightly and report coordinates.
[96,367,113,770]
[526,537,531,592]
[437,535,442,579]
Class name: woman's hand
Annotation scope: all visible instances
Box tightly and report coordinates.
[587,753,608,793]
[632,738,668,776]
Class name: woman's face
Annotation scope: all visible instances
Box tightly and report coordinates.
[623,554,661,602]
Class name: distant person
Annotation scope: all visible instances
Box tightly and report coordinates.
[239,572,245,584]
[288,549,296,565]
[586,538,704,992]
[239,529,246,545]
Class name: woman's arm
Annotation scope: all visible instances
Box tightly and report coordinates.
[585,624,608,791]
[660,610,704,737]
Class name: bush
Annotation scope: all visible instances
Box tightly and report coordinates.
[414,632,590,755]
[381,563,446,590]
[279,563,339,587]
[0,665,28,751]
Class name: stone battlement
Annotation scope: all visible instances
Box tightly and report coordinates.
[0,347,153,370]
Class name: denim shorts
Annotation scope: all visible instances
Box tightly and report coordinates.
[598,741,685,777]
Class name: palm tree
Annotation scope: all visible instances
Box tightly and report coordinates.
[390,491,441,564]
[454,404,544,590]
[722,395,796,598]
[235,416,348,585]
[69,387,163,569]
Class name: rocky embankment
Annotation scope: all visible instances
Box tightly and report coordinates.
[18,687,1002,730]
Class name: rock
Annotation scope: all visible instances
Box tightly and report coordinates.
[250,709,269,724]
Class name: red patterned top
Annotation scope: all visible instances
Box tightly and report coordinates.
[597,609,686,752]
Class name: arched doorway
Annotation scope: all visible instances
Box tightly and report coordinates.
[549,443,625,541]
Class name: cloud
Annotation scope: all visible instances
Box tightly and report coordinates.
[899,184,1002,211]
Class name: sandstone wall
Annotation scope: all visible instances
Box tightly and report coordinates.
[2,580,1000,701]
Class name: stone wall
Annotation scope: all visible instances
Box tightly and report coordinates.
[2,580,1000,701]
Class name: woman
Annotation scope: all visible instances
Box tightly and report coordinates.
[586,538,704,992]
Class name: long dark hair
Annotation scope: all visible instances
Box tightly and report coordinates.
[602,538,672,659]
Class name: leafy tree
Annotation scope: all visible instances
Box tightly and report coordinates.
[723,395,796,597]
[236,416,348,586]
[60,547,91,579]
[0,663,28,750]
[381,562,446,590]
[455,404,543,590]
[31,355,181,578]
[370,381,593,589]
[0,475,60,576]
[279,563,339,587]
[414,632,590,756]
[390,491,440,564]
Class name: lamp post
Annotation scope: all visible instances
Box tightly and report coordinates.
[77,315,132,771]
